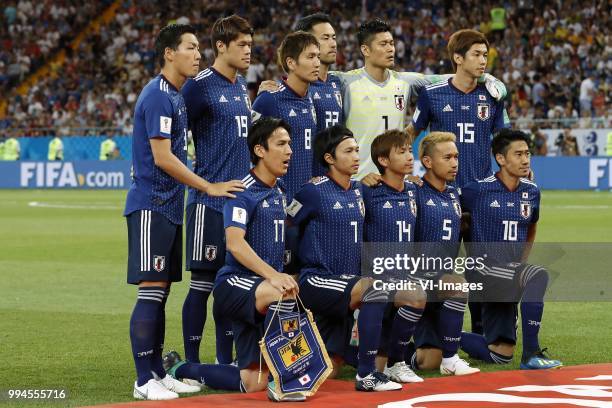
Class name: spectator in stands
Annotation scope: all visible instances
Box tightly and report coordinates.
[579,72,596,116]
[559,127,580,156]
[99,134,119,160]
[531,126,548,156]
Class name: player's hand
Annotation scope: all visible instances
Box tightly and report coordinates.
[479,73,507,101]
[361,172,382,187]
[269,272,299,295]
[406,175,423,186]
[258,80,279,95]
[204,180,245,198]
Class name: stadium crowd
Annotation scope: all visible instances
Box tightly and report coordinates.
[1,0,609,136]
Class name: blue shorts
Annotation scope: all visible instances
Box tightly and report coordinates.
[126,210,182,285]
[185,204,225,272]
[299,274,360,357]
[213,275,265,369]
[482,302,518,345]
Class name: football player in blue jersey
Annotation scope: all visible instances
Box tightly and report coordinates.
[124,24,240,401]
[363,130,426,383]
[180,14,253,369]
[409,29,511,335]
[459,129,562,370]
[408,132,480,376]
[252,31,319,200]
[294,14,344,141]
[289,125,409,392]
[211,117,305,401]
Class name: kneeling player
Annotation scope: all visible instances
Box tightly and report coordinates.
[409,132,480,376]
[459,129,562,369]
[288,125,401,391]
[211,118,305,401]
[363,130,426,383]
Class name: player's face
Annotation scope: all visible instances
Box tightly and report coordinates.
[224,33,253,71]
[387,143,414,176]
[260,127,292,177]
[331,137,360,176]
[291,44,321,83]
[362,32,395,69]
[173,33,201,77]
[310,23,337,66]
[426,141,459,182]
[498,141,531,178]
[456,43,487,78]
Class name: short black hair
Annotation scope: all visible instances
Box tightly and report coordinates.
[314,125,354,169]
[248,117,291,165]
[211,15,254,57]
[491,129,531,167]
[155,24,196,67]
[295,13,332,32]
[357,19,391,46]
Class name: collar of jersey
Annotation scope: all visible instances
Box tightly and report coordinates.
[361,67,391,87]
[282,80,309,98]
[379,179,407,193]
[326,172,353,191]
[209,66,237,84]
[249,169,277,188]
[422,177,449,194]
[159,74,178,92]
[448,77,483,96]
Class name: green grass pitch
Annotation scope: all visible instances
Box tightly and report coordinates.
[1,189,611,407]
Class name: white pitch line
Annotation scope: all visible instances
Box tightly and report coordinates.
[28,201,122,210]
[542,205,612,209]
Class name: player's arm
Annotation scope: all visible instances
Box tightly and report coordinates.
[459,183,478,237]
[257,80,280,95]
[251,91,278,121]
[150,138,243,197]
[181,77,207,124]
[224,200,298,294]
[521,190,540,261]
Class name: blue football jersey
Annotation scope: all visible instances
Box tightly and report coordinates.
[288,176,365,279]
[310,75,344,177]
[412,79,510,187]
[362,181,417,243]
[216,172,288,282]
[461,175,540,264]
[252,82,317,200]
[415,179,462,243]
[182,68,252,212]
[124,75,188,225]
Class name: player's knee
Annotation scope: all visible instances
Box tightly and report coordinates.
[138,280,169,288]
[394,286,426,309]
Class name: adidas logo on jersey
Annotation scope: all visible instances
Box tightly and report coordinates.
[383,201,392,209]
[333,201,343,209]
[262,200,269,208]
[443,104,453,112]
[219,95,228,103]
[289,109,297,117]
[313,92,321,99]
[426,199,436,206]
[490,200,500,207]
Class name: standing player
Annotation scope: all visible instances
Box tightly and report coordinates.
[409,132,480,376]
[409,29,511,333]
[288,125,402,391]
[334,20,506,176]
[363,130,425,383]
[212,117,305,401]
[459,129,562,369]
[252,31,319,200]
[180,14,252,367]
[124,24,238,400]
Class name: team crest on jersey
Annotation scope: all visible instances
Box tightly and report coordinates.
[452,201,462,217]
[205,245,217,261]
[477,103,490,121]
[410,198,417,217]
[153,255,165,272]
[520,201,532,219]
[334,91,342,108]
[394,95,405,111]
[358,198,365,217]
[284,250,292,266]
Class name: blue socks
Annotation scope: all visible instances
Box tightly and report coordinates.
[130,286,165,386]
[460,332,512,364]
[387,305,423,366]
[357,289,388,377]
[175,362,242,391]
[182,274,214,363]
[214,312,234,364]
[151,287,170,378]
[521,267,548,355]
[437,299,467,358]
